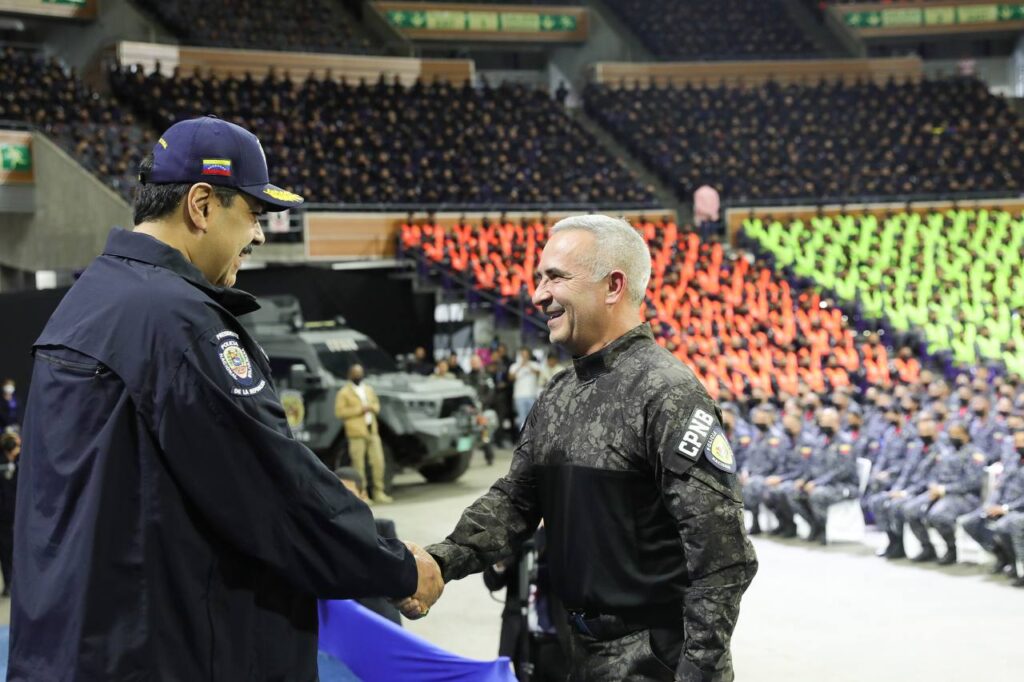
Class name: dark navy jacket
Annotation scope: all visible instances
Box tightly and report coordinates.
[9,229,417,682]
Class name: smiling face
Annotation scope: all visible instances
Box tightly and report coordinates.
[531,230,611,356]
[197,189,266,288]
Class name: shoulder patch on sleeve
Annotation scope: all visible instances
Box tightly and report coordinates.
[769,437,780,447]
[705,428,737,474]
[216,331,266,396]
[972,452,986,464]
[839,443,852,456]
[801,446,813,459]
[676,407,716,461]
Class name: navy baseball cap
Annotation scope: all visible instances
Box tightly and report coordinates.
[144,116,303,212]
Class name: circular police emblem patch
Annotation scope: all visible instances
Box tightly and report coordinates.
[705,431,737,473]
[281,390,305,429]
[218,339,255,387]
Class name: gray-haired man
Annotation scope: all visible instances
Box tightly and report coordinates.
[425,215,758,681]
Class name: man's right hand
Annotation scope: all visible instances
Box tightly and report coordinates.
[395,542,444,620]
[985,505,1007,518]
[765,475,781,487]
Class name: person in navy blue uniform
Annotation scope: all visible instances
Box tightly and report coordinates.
[8,117,442,682]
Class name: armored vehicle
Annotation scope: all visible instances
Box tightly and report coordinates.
[240,295,484,488]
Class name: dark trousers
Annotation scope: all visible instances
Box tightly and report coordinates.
[0,520,13,591]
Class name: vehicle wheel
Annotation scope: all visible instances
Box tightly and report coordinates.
[419,451,473,483]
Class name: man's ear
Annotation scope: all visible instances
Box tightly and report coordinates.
[185,183,214,234]
[606,270,627,305]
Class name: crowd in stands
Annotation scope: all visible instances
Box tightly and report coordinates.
[0,47,150,200]
[743,208,1024,374]
[133,0,383,54]
[584,77,1024,203]
[111,66,654,206]
[400,215,905,402]
[602,0,819,60]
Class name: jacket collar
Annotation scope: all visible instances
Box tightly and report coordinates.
[102,228,259,316]
[572,324,653,382]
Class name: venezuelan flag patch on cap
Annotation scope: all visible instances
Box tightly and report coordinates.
[201,158,232,177]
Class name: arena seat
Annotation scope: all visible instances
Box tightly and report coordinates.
[601,0,819,60]
[954,515,995,566]
[133,0,384,54]
[824,457,872,544]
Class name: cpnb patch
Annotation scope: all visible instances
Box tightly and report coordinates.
[677,407,716,461]
[216,331,266,396]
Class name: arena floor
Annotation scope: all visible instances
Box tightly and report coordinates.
[389,449,1024,682]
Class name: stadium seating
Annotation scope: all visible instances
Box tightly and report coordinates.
[602,0,819,60]
[742,208,1024,373]
[583,77,1024,203]
[111,67,655,207]
[133,0,383,55]
[0,46,150,200]
[400,216,896,399]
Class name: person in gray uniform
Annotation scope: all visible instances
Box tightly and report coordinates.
[424,216,758,682]
[784,407,859,544]
[765,413,815,538]
[902,422,987,564]
[739,406,778,535]
[873,412,945,559]
[962,429,1024,584]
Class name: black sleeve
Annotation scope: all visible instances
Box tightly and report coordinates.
[426,408,541,582]
[647,382,759,682]
[155,330,417,600]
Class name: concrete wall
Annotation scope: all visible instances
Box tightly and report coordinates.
[924,57,1014,93]
[43,0,176,78]
[549,0,645,106]
[0,133,131,274]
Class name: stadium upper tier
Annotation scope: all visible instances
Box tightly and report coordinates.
[399,0,581,3]
[602,0,819,60]
[742,209,1024,375]
[400,217,901,398]
[133,0,383,54]
[0,46,148,200]
[584,77,1024,204]
[110,67,655,207]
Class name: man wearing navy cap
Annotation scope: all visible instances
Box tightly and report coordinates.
[8,117,443,681]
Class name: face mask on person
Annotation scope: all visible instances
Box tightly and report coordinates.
[755,423,770,433]
[820,425,836,437]
[950,437,967,448]
[919,434,934,446]
[1017,446,1024,458]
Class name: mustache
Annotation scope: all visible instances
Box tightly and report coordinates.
[241,243,255,256]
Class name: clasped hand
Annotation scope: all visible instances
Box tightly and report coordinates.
[394,541,444,620]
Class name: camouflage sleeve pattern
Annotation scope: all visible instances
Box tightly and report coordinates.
[647,380,759,682]
[425,409,541,583]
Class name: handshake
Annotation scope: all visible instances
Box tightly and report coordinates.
[394,541,444,620]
